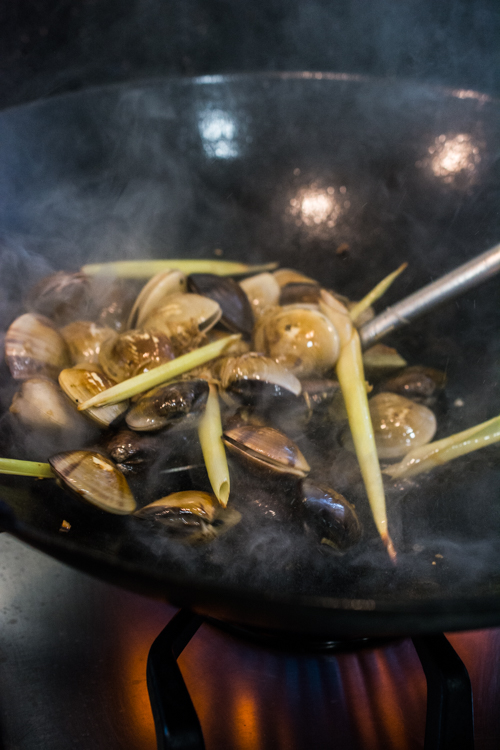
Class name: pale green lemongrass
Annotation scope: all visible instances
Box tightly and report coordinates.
[384,414,500,480]
[197,383,230,507]
[349,263,408,323]
[0,458,54,478]
[81,259,278,279]
[320,290,396,560]
[78,335,241,410]
[362,344,407,374]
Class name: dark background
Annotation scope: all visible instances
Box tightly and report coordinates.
[0,0,498,110]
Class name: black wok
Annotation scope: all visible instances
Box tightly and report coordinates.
[0,73,499,639]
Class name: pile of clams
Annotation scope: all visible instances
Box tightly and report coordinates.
[3,261,446,553]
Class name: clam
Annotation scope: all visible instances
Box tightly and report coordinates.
[49,450,136,514]
[134,490,241,543]
[61,321,115,365]
[253,304,340,377]
[377,366,447,404]
[187,273,254,337]
[25,271,90,324]
[142,293,222,352]
[344,392,437,460]
[9,376,90,434]
[223,423,310,477]
[126,379,210,432]
[127,270,187,329]
[5,313,70,380]
[59,365,129,427]
[217,353,302,409]
[301,480,362,551]
[98,328,175,382]
[239,272,280,319]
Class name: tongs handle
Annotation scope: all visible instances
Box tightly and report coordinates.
[359,242,500,348]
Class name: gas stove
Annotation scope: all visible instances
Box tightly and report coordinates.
[0,534,498,749]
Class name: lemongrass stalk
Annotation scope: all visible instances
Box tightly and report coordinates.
[198,383,230,507]
[349,263,408,323]
[78,335,241,410]
[320,290,396,560]
[81,259,278,279]
[384,414,500,480]
[0,459,54,478]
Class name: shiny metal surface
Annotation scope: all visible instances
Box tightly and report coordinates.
[360,242,500,347]
[0,535,499,749]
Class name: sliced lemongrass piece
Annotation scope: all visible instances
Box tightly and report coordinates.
[349,263,408,323]
[81,260,278,279]
[362,344,407,374]
[0,458,54,478]
[384,414,500,480]
[198,383,230,507]
[320,290,396,561]
[78,335,241,410]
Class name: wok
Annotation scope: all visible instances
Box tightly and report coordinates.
[0,73,498,639]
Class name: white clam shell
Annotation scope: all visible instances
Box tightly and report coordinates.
[5,313,70,380]
[239,272,280,319]
[49,451,137,514]
[253,304,340,377]
[128,270,187,329]
[369,392,437,459]
[9,377,88,433]
[142,293,222,350]
[61,321,115,365]
[59,365,129,427]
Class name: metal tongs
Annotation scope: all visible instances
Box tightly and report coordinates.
[359,242,500,348]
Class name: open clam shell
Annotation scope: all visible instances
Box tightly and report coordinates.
[217,353,301,410]
[222,423,310,478]
[142,293,222,352]
[5,313,70,380]
[126,379,209,432]
[49,450,137,514]
[61,321,115,366]
[59,365,129,427]
[187,273,254,337]
[127,270,187,329]
[99,328,175,382]
[134,490,241,544]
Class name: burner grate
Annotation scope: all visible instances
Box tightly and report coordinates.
[147,609,475,750]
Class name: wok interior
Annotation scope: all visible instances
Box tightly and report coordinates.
[0,74,499,629]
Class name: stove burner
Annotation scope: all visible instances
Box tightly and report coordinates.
[147,609,475,750]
